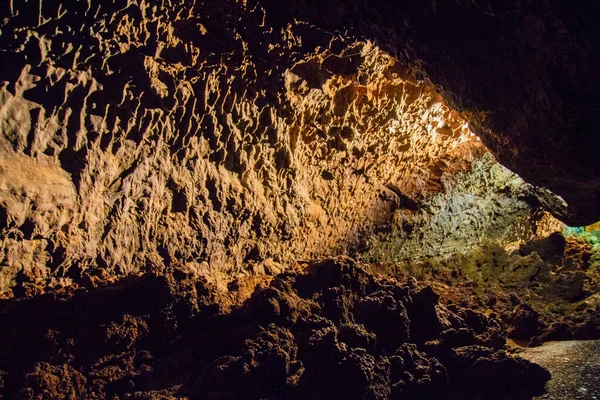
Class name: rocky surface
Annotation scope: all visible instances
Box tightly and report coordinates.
[0,257,550,399]
[1,1,598,397]
[397,1,600,226]
[520,340,600,400]
[282,0,600,225]
[364,153,562,263]
[379,232,600,345]
[1,0,569,296]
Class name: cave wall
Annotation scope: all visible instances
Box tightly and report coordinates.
[364,154,562,264]
[400,0,600,225]
[0,0,574,295]
[258,0,600,225]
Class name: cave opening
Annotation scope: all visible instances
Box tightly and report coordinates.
[0,0,599,399]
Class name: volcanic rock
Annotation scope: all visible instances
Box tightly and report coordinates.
[0,258,551,399]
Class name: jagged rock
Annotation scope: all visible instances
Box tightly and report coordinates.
[444,345,550,398]
[499,252,546,287]
[0,0,580,298]
[18,363,87,400]
[2,1,599,396]
[538,323,574,342]
[519,232,566,266]
[354,290,410,350]
[389,344,448,399]
[508,304,543,341]
[563,236,594,270]
[198,324,302,399]
[0,257,550,399]
[0,0,495,296]
[547,270,586,301]
[573,308,600,340]
[407,285,450,344]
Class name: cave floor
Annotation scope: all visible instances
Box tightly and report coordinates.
[520,340,600,400]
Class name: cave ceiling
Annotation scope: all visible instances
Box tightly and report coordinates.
[263,0,600,225]
[0,0,598,294]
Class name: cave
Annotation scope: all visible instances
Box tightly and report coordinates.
[1,0,599,399]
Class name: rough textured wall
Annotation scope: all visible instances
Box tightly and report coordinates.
[400,0,600,225]
[364,154,562,264]
[0,0,578,296]
[262,0,600,225]
[0,0,498,295]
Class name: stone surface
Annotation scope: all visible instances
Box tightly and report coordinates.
[0,0,567,296]
[0,257,550,399]
[364,154,562,263]
[346,0,600,225]
[377,231,600,345]
[508,304,543,341]
[0,1,598,397]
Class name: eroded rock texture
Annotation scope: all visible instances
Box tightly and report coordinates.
[2,0,541,295]
[381,231,600,345]
[364,153,562,262]
[0,258,550,399]
[0,0,598,298]
[1,0,583,297]
[265,0,600,225]
[1,1,598,398]
[400,1,600,226]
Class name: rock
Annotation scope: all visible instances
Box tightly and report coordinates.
[18,363,87,400]
[499,252,545,287]
[338,323,377,350]
[390,344,448,399]
[0,0,587,299]
[508,304,543,341]
[0,1,599,397]
[548,270,586,301]
[519,232,566,266]
[385,1,600,224]
[461,308,489,334]
[198,324,302,399]
[541,323,574,342]
[0,2,496,296]
[445,345,550,397]
[105,314,149,352]
[0,370,5,396]
[407,285,450,343]
[0,258,551,399]
[438,328,479,349]
[564,237,593,270]
[244,277,313,325]
[354,291,410,350]
[573,308,600,340]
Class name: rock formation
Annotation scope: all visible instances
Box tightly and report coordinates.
[1,0,599,398]
[1,0,586,296]
[263,0,600,225]
[0,258,551,399]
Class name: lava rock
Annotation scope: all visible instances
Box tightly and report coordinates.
[547,270,586,301]
[508,304,543,341]
[0,258,552,399]
[445,345,550,397]
[354,291,410,350]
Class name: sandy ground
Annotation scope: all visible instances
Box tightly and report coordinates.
[520,340,600,400]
